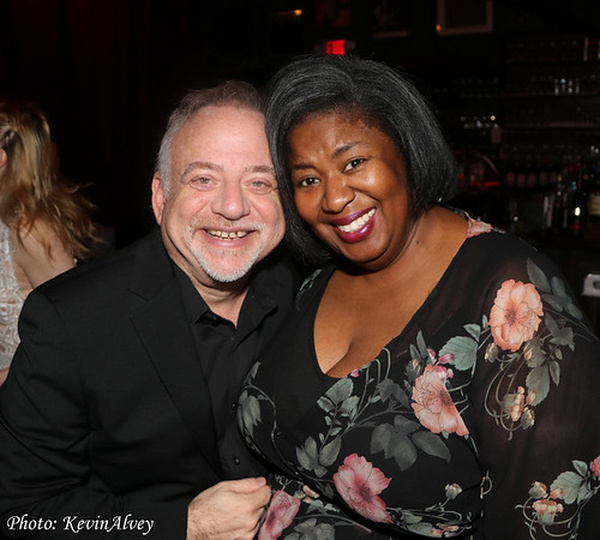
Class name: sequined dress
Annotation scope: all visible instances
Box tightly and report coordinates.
[0,220,25,369]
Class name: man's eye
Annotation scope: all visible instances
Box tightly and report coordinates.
[344,158,365,172]
[247,179,275,194]
[188,176,213,190]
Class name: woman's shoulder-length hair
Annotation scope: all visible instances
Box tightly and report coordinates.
[266,54,457,268]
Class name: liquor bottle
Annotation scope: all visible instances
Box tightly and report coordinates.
[566,178,586,238]
[525,158,538,190]
[587,164,600,224]
[537,157,550,189]
[548,161,561,186]
[551,173,568,235]
[516,161,527,190]
[504,160,516,188]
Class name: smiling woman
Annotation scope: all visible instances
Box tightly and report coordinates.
[237,54,600,539]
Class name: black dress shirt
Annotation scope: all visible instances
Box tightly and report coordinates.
[173,249,300,480]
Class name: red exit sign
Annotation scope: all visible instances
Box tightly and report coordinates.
[325,39,346,55]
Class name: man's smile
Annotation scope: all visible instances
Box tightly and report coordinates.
[206,229,250,239]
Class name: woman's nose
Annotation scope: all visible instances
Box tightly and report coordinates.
[322,176,355,213]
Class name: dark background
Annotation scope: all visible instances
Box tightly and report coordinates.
[1,0,599,248]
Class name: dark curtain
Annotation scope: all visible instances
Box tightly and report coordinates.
[0,0,208,246]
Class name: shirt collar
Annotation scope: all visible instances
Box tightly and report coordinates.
[171,258,278,329]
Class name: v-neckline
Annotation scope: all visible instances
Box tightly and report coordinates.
[310,229,470,382]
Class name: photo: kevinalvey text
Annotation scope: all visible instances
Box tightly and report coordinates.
[6,513,155,536]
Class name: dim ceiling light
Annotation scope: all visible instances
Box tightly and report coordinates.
[271,9,302,23]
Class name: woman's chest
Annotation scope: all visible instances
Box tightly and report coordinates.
[252,345,483,514]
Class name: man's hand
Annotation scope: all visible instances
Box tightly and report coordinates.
[186,477,271,540]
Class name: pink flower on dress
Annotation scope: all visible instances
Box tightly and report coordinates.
[489,280,543,352]
[466,218,493,238]
[437,523,460,533]
[258,490,301,540]
[503,386,526,421]
[437,353,454,365]
[529,481,548,499]
[592,455,600,478]
[428,348,454,366]
[532,498,564,526]
[411,364,469,436]
[333,453,393,523]
[445,483,463,500]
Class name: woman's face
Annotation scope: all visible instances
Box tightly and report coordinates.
[287,112,416,272]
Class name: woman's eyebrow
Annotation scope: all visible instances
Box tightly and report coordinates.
[333,141,362,158]
[290,141,365,171]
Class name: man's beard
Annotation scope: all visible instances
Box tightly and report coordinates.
[191,243,261,283]
[187,220,264,283]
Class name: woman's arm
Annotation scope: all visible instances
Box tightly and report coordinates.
[470,250,600,539]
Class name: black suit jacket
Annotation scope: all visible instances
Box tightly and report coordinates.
[0,228,299,539]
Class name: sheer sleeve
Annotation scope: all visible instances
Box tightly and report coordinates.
[465,243,600,539]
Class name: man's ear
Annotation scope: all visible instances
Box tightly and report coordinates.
[151,173,166,225]
[0,148,7,169]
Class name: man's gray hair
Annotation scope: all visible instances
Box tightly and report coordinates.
[156,81,264,194]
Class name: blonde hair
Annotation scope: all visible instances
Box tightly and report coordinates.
[0,98,99,262]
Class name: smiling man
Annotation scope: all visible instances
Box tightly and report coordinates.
[0,82,300,540]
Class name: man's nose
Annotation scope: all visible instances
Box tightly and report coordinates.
[211,181,251,219]
[322,176,355,214]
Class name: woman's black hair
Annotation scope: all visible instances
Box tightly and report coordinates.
[265,54,457,268]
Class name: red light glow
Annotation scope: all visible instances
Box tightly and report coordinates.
[325,39,346,55]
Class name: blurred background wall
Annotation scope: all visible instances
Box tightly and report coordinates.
[1,0,599,248]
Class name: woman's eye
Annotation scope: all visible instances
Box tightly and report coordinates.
[297,177,319,188]
[344,158,365,172]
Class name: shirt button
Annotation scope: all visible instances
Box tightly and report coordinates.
[231,402,238,410]
[233,456,241,465]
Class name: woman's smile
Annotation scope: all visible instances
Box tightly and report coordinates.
[330,208,376,242]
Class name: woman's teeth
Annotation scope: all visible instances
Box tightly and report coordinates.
[208,229,248,239]
[337,209,375,233]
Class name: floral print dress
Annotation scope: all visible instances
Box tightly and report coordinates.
[238,218,600,539]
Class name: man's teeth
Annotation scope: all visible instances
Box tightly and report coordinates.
[337,209,375,233]
[208,230,248,239]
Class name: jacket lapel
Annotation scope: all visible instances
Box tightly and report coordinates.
[129,230,221,476]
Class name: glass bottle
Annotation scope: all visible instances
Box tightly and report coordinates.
[566,177,585,238]
[587,164,600,224]
[551,173,568,235]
